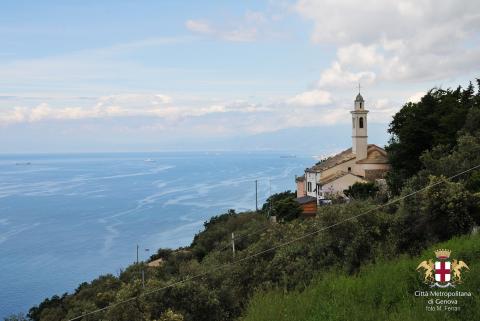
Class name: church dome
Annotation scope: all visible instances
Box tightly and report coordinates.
[355,93,364,102]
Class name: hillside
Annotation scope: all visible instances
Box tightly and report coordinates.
[243,233,480,321]
[15,79,480,321]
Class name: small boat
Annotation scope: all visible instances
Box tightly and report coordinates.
[15,162,31,166]
[144,158,155,163]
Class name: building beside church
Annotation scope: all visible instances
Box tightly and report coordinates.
[296,92,390,204]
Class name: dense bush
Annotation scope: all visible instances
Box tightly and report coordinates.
[261,191,302,221]
[343,182,379,200]
[242,234,480,321]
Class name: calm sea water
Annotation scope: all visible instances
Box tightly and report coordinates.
[0,152,313,317]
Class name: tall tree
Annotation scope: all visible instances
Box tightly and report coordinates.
[386,80,480,194]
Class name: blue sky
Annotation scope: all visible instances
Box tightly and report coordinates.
[1,0,479,153]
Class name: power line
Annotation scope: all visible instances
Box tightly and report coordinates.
[68,163,480,321]
[213,208,302,254]
[143,176,287,260]
[178,177,281,255]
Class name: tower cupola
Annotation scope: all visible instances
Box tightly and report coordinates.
[354,93,364,110]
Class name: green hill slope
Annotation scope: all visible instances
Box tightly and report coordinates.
[242,234,480,321]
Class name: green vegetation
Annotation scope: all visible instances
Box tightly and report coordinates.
[343,182,378,200]
[242,234,480,321]
[386,80,480,194]
[17,79,480,321]
[261,191,302,221]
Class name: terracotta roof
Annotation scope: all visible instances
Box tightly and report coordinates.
[307,148,355,172]
[296,195,317,204]
[147,258,163,267]
[307,144,389,172]
[356,144,389,164]
[319,171,365,185]
[295,175,305,182]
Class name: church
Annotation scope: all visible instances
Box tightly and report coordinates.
[296,92,390,205]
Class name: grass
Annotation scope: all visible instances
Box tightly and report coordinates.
[242,233,480,321]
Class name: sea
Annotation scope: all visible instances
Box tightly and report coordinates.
[0,152,314,317]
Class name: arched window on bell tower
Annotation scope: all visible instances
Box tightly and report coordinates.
[359,117,364,128]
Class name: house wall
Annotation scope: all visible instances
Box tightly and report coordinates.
[301,202,317,217]
[355,163,390,177]
[320,158,357,178]
[364,168,390,180]
[305,171,317,197]
[296,179,306,198]
[320,174,367,197]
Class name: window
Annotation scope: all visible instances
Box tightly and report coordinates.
[307,182,312,192]
[348,167,351,172]
[360,102,363,109]
[359,117,364,128]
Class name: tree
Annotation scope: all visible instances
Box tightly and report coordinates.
[393,175,480,253]
[343,182,378,200]
[105,281,148,321]
[419,132,480,193]
[262,191,302,221]
[3,313,27,321]
[385,82,480,194]
[159,309,184,321]
[28,293,68,321]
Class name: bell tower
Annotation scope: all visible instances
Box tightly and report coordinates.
[351,89,368,160]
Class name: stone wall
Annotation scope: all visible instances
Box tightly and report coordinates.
[364,169,389,181]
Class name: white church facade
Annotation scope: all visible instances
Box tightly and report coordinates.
[296,92,390,203]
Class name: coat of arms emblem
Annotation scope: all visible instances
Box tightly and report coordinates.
[416,249,469,288]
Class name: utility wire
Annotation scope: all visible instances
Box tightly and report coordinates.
[145,176,285,261]
[211,177,306,254]
[68,163,480,321]
[213,208,301,254]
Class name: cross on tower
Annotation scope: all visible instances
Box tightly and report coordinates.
[358,82,361,94]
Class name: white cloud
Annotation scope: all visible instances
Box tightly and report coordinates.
[337,43,384,68]
[185,20,213,34]
[96,94,173,107]
[374,98,391,110]
[407,91,425,103]
[222,28,258,42]
[294,0,480,82]
[0,90,362,140]
[185,17,258,42]
[318,62,376,88]
[185,11,281,42]
[287,89,332,106]
[369,98,398,122]
[0,94,276,126]
[245,11,267,24]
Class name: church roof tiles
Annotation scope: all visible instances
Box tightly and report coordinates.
[307,144,387,173]
[307,148,355,172]
[319,171,365,185]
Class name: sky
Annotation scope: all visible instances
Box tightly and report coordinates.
[1,0,479,154]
